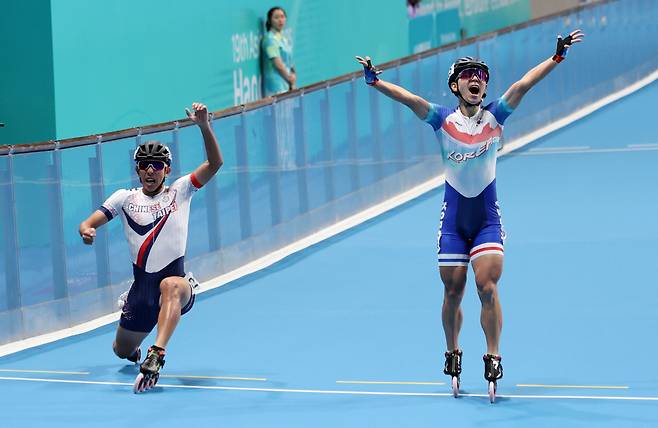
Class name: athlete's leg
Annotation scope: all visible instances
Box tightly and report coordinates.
[440,265,468,351]
[113,326,149,359]
[471,254,503,355]
[154,276,192,348]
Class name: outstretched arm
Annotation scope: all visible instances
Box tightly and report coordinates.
[355,56,431,120]
[503,29,584,109]
[185,103,224,186]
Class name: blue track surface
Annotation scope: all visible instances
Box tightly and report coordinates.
[2,82,658,427]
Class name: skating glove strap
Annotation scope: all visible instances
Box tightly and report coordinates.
[553,33,573,63]
[362,58,382,86]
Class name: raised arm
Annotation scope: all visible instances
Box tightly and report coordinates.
[355,56,431,120]
[503,29,584,109]
[185,103,224,186]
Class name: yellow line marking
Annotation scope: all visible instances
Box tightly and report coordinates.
[517,384,629,390]
[0,369,90,375]
[159,374,267,382]
[336,380,445,386]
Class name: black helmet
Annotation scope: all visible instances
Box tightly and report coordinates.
[133,141,172,165]
[447,57,489,93]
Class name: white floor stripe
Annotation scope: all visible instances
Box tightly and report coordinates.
[528,146,591,151]
[515,146,658,156]
[1,376,657,401]
[0,369,89,375]
[2,68,658,359]
[627,143,658,148]
[517,383,629,390]
[336,380,446,386]
[159,374,267,381]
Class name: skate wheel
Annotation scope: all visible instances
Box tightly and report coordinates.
[451,376,459,398]
[150,374,159,389]
[488,381,496,403]
[133,373,145,394]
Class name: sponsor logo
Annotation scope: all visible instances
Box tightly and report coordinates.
[127,190,179,220]
[447,138,497,164]
[437,201,448,255]
[152,201,178,220]
[495,201,507,242]
[127,203,161,214]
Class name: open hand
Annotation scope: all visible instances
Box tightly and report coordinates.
[355,56,382,85]
[185,102,210,127]
[555,29,585,62]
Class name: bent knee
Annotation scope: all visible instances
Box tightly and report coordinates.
[113,341,134,359]
[160,277,184,297]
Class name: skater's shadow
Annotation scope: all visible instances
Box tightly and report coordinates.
[147,386,166,394]
[118,364,139,376]
[458,388,511,404]
[165,376,208,387]
[452,387,472,399]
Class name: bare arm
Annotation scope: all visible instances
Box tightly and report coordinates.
[78,210,109,245]
[503,29,584,109]
[502,58,557,109]
[185,103,224,186]
[355,56,430,120]
[370,79,431,120]
[272,57,296,89]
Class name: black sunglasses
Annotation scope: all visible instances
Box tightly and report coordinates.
[137,160,166,171]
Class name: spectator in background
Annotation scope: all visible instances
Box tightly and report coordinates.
[262,6,295,97]
[407,0,422,18]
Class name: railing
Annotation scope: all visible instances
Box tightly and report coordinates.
[1,0,656,345]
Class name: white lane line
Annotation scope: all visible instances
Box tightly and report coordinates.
[518,384,629,390]
[514,146,658,155]
[160,374,267,381]
[336,380,445,386]
[528,146,591,151]
[0,369,89,375]
[628,143,658,148]
[1,376,657,401]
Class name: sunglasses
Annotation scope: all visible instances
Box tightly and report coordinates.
[137,160,166,171]
[458,68,489,83]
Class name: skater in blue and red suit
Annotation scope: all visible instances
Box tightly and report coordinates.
[356,29,584,397]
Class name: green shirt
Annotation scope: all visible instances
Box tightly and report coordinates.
[262,30,293,97]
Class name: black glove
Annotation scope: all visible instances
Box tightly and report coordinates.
[553,33,574,63]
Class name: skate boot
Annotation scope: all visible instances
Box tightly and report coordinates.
[126,348,141,364]
[443,349,462,397]
[133,345,165,393]
[483,353,503,403]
